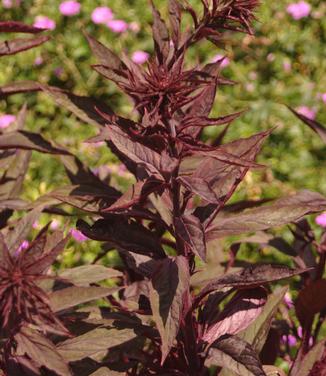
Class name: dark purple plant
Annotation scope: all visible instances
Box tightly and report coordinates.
[0,2,326,376]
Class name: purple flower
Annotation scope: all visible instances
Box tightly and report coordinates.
[70,229,88,242]
[59,1,81,16]
[287,1,311,20]
[33,16,56,30]
[0,114,16,129]
[107,19,128,33]
[2,0,20,8]
[211,54,230,68]
[282,334,297,347]
[91,6,113,24]
[54,67,64,78]
[131,50,149,64]
[316,212,326,228]
[296,106,316,120]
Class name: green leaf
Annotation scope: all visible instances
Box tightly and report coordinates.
[49,286,119,312]
[58,265,122,286]
[57,327,137,362]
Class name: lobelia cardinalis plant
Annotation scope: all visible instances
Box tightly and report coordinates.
[0,1,326,375]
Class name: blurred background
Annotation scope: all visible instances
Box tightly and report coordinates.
[0,0,325,265]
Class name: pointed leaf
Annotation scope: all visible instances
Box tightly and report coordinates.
[197,264,309,303]
[207,190,326,240]
[206,335,266,376]
[0,130,70,155]
[149,256,190,363]
[178,176,219,203]
[57,327,137,362]
[151,1,170,62]
[50,286,119,312]
[15,327,71,376]
[0,35,49,56]
[0,21,45,34]
[58,265,122,286]
[0,80,41,97]
[288,107,326,144]
[239,286,288,352]
[175,214,206,261]
[168,0,182,46]
[203,288,267,345]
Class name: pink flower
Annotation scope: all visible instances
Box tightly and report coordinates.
[70,229,88,242]
[296,106,316,120]
[107,19,128,33]
[0,114,16,129]
[287,1,311,20]
[322,93,326,104]
[283,60,292,72]
[50,219,60,230]
[267,53,275,62]
[34,56,43,66]
[284,292,294,308]
[2,0,20,8]
[211,54,230,68]
[59,1,80,16]
[54,67,64,78]
[91,6,113,24]
[15,240,29,256]
[129,21,140,33]
[131,50,149,64]
[316,212,326,228]
[33,16,56,30]
[32,221,40,229]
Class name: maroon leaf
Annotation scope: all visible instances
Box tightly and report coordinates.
[0,130,71,155]
[103,178,164,212]
[77,218,165,259]
[178,175,218,203]
[0,35,50,56]
[149,256,190,363]
[206,335,266,376]
[197,264,309,304]
[168,0,182,47]
[175,214,206,261]
[0,21,45,34]
[151,0,170,63]
[207,190,326,240]
[288,106,326,144]
[0,80,41,97]
[202,288,267,345]
[15,327,71,376]
[295,279,326,327]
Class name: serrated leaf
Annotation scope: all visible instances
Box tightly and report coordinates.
[290,339,326,376]
[151,0,170,62]
[57,327,137,362]
[206,335,266,376]
[288,106,326,144]
[175,214,206,261]
[197,264,308,303]
[239,286,288,353]
[203,288,267,345]
[207,190,326,240]
[149,256,190,363]
[50,286,119,312]
[295,279,326,326]
[0,21,44,33]
[0,130,70,155]
[0,35,49,56]
[58,265,122,286]
[15,327,71,376]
